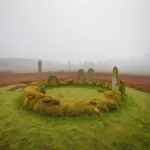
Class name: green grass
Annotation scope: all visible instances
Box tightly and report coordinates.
[0,85,150,150]
[46,86,104,101]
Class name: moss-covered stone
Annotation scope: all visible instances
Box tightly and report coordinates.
[87,68,95,85]
[78,69,86,84]
[65,79,74,84]
[104,90,123,105]
[89,90,124,112]
[112,66,120,90]
[96,82,105,88]
[20,86,60,109]
[119,80,126,94]
[20,77,126,117]
[48,75,60,86]
[104,98,118,111]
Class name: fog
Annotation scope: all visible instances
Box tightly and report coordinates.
[0,0,150,73]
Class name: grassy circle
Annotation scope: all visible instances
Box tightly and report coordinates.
[46,85,104,101]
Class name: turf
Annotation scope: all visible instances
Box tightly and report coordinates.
[0,85,150,150]
[46,86,104,101]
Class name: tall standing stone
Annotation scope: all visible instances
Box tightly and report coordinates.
[78,69,85,84]
[112,66,120,90]
[87,68,95,84]
[37,60,42,73]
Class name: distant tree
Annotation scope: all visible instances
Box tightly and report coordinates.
[37,60,42,73]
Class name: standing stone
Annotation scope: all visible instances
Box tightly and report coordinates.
[48,75,60,86]
[37,60,42,73]
[112,66,120,90]
[78,69,85,84]
[87,68,95,84]
[119,80,126,94]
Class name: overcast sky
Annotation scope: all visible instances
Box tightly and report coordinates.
[0,0,150,62]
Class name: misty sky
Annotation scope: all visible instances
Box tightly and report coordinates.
[0,0,150,62]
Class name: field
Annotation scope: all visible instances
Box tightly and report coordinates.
[0,71,150,150]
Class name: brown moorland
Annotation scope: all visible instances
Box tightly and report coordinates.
[0,71,150,93]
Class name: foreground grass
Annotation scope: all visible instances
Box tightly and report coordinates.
[0,85,150,150]
[46,86,104,101]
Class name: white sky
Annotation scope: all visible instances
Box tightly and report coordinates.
[0,0,150,62]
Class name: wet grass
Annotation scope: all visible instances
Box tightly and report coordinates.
[0,85,150,150]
